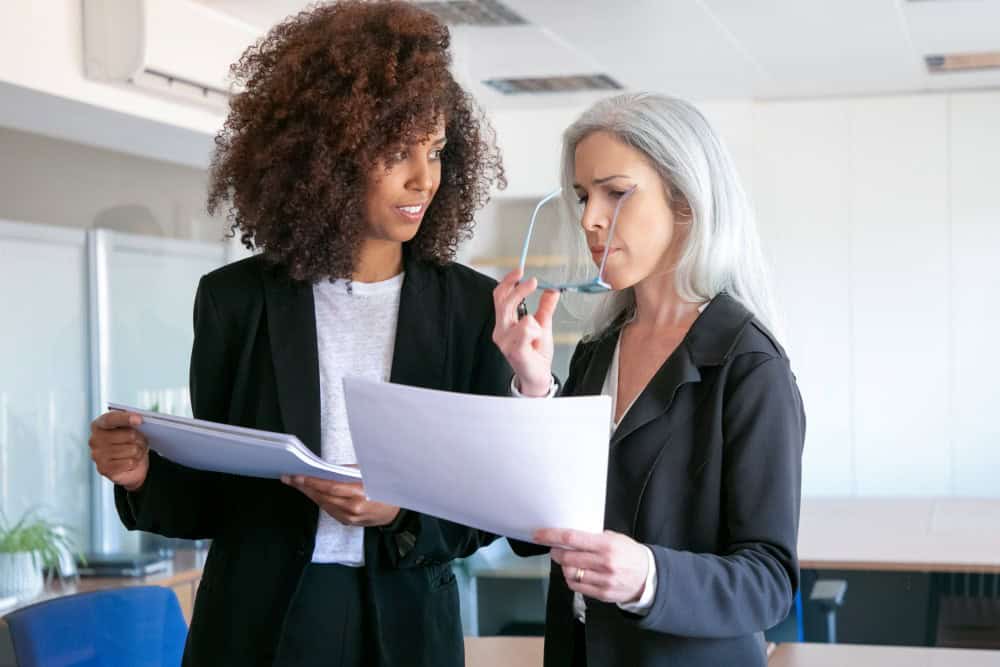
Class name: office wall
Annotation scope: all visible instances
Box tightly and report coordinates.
[0,126,235,547]
[0,127,225,242]
[752,90,1000,497]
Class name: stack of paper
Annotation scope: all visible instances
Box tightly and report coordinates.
[108,403,361,483]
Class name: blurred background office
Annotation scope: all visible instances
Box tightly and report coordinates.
[1,1,998,664]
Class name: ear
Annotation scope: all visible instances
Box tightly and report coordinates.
[671,189,693,222]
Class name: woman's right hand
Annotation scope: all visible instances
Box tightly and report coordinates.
[492,270,560,397]
[89,411,150,492]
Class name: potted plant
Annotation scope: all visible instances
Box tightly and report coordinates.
[0,511,79,601]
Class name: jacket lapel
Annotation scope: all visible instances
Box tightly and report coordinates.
[263,267,323,456]
[592,294,756,535]
[388,252,447,391]
[614,294,756,536]
[575,331,618,397]
[609,342,702,448]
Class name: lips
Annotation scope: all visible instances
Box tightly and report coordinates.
[395,202,427,222]
[590,245,620,257]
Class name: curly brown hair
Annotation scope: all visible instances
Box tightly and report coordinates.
[207,0,505,282]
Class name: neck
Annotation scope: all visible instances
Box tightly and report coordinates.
[353,239,404,283]
[631,271,700,330]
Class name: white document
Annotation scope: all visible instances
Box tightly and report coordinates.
[108,403,361,483]
[343,378,610,543]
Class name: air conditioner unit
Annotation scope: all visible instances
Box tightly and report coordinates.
[82,0,261,109]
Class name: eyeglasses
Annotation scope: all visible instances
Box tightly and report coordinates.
[517,185,637,293]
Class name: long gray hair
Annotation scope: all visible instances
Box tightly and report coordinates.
[558,93,778,337]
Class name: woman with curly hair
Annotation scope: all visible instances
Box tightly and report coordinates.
[86,2,509,665]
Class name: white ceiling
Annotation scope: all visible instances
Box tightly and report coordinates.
[197,0,1000,108]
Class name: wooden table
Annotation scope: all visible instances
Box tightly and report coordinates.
[799,498,1000,573]
[464,637,544,667]
[768,642,1000,666]
[0,549,205,624]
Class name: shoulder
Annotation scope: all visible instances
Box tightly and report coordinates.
[726,319,798,401]
[194,254,275,323]
[199,254,272,292]
[692,294,795,390]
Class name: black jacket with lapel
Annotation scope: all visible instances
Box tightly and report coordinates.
[115,251,511,666]
[515,293,805,667]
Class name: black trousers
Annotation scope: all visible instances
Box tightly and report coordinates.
[571,620,587,667]
[273,563,369,667]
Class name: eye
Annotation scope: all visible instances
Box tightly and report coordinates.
[575,193,588,205]
[429,148,443,160]
[609,190,626,199]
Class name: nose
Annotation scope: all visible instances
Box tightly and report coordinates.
[407,157,435,193]
[580,202,610,234]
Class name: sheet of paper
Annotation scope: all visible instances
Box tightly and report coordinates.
[108,403,361,483]
[343,378,610,543]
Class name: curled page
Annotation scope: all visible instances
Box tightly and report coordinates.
[107,403,361,483]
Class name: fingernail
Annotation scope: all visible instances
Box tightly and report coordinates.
[129,415,141,426]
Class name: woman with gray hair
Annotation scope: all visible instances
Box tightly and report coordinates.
[493,93,805,666]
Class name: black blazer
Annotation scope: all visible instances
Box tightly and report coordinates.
[514,293,805,667]
[114,251,510,666]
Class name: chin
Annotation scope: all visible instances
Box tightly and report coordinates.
[608,267,652,291]
[393,226,421,243]
[373,223,421,244]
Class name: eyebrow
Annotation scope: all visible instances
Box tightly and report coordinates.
[572,174,631,188]
[431,136,448,146]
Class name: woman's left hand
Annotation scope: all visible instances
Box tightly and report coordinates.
[534,528,650,604]
[282,475,401,527]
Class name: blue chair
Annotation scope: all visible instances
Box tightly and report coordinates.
[4,586,187,667]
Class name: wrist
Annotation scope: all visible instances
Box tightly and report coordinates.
[380,508,407,532]
[514,374,555,397]
[122,478,145,493]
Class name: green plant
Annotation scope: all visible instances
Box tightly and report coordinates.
[0,511,81,569]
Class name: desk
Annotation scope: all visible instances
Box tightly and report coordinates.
[768,642,1000,666]
[799,499,1000,573]
[464,637,544,667]
[0,550,205,625]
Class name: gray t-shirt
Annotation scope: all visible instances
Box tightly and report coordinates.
[310,272,403,565]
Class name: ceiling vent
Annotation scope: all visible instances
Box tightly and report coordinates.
[415,0,527,26]
[484,74,623,95]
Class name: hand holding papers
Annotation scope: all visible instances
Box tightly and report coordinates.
[342,378,610,543]
[108,403,361,483]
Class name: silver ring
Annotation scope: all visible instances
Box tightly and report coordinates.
[516,300,528,319]
[575,568,586,583]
